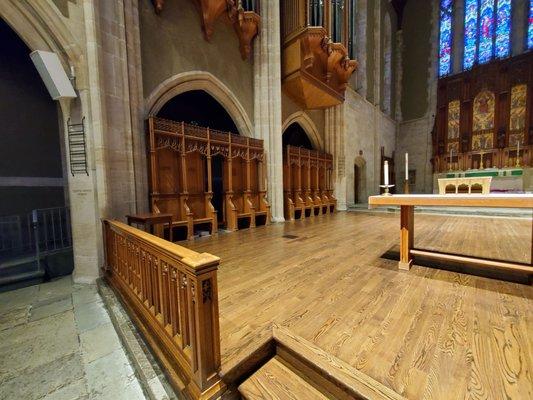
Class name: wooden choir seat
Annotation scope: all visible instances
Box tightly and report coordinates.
[148,118,269,239]
[283,146,335,221]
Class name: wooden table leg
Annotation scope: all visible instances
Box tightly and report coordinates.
[399,205,414,271]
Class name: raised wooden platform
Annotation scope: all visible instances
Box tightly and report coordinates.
[184,212,533,399]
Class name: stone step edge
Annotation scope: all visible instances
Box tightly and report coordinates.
[97,279,179,400]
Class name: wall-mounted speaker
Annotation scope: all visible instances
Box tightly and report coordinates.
[29,50,77,100]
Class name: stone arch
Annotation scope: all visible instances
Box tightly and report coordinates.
[0,1,82,73]
[145,71,253,138]
[353,155,367,204]
[282,111,324,151]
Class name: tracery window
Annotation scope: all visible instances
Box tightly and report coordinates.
[439,0,454,76]
[440,0,515,76]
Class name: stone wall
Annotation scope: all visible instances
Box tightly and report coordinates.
[329,88,397,207]
[138,0,254,123]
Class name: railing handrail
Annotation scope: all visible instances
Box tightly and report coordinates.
[105,220,219,272]
[102,219,224,399]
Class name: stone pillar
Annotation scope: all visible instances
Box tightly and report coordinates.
[452,0,464,74]
[325,105,347,210]
[356,0,368,96]
[512,0,527,57]
[253,0,284,222]
[395,29,403,123]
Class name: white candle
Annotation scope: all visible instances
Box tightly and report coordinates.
[517,140,520,157]
[384,160,389,186]
[405,153,409,181]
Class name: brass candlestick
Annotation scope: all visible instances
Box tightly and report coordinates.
[380,184,395,196]
[479,152,484,170]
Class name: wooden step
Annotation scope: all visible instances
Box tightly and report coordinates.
[238,356,330,400]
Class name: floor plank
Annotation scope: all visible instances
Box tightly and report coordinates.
[183,211,533,399]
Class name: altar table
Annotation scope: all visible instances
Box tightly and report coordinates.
[368,194,533,274]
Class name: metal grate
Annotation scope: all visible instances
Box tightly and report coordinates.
[68,117,88,176]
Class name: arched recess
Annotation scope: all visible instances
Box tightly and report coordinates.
[282,111,324,150]
[0,1,82,76]
[145,71,253,138]
[353,155,367,204]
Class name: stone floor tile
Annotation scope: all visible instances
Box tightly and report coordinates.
[0,285,38,313]
[0,311,78,383]
[80,322,122,364]
[37,276,74,303]
[74,300,111,333]
[0,352,85,400]
[85,349,145,400]
[43,378,89,400]
[0,305,30,331]
[30,296,73,322]
[72,284,100,306]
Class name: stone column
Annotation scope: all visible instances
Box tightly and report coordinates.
[452,0,464,74]
[253,0,284,222]
[325,105,347,210]
[355,0,368,96]
[395,29,403,122]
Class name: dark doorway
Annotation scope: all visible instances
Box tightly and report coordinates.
[354,164,360,204]
[156,90,240,231]
[211,155,225,226]
[157,90,238,133]
[0,19,73,290]
[282,122,314,149]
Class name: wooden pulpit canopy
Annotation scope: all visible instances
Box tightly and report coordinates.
[147,117,270,239]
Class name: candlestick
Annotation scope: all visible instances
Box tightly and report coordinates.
[384,160,389,186]
[405,153,409,181]
[449,148,453,171]
[516,140,521,168]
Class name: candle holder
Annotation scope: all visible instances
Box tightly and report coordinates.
[403,180,409,194]
[380,184,395,196]
[515,151,521,168]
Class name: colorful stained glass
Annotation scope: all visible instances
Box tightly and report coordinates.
[529,0,533,50]
[464,0,479,70]
[439,0,453,76]
[478,0,495,64]
[495,0,511,58]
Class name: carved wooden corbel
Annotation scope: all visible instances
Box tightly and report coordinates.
[233,9,260,59]
[193,0,229,41]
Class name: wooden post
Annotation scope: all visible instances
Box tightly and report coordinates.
[206,128,212,193]
[399,205,414,270]
[148,118,159,194]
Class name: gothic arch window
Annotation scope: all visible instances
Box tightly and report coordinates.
[439,0,514,76]
[439,0,454,76]
[382,12,392,116]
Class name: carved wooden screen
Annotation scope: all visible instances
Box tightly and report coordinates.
[447,100,460,153]
[472,90,495,150]
[509,84,527,146]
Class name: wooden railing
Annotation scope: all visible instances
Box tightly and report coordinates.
[102,220,225,399]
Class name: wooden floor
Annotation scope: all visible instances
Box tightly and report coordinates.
[185,211,533,399]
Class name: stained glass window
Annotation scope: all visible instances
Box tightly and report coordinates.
[478,0,495,64]
[527,0,533,50]
[495,0,511,58]
[464,0,478,70]
[439,0,453,76]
